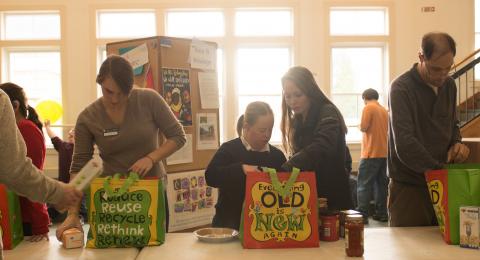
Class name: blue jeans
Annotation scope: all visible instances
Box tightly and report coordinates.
[356,158,388,217]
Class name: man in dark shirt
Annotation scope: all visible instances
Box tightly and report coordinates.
[388,32,470,226]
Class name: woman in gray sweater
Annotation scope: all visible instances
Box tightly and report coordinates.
[56,55,186,240]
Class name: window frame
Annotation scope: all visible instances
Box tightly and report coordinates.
[0,7,67,141]
[325,3,392,143]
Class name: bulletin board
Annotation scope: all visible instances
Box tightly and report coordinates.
[106,36,219,173]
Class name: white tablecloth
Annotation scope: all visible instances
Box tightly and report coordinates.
[136,227,480,260]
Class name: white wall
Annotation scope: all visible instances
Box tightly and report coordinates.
[0,0,475,177]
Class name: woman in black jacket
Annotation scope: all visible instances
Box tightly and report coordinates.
[205,101,286,230]
[280,66,353,210]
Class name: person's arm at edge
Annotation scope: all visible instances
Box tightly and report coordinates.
[0,92,64,204]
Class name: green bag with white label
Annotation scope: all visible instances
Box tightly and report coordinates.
[425,164,480,244]
[86,173,166,248]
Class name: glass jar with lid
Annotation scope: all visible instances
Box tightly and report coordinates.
[345,214,364,257]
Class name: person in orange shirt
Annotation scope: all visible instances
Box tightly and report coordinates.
[357,88,389,223]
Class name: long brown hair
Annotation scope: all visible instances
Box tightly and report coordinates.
[0,82,43,130]
[280,66,347,154]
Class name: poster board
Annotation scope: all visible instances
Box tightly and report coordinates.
[165,170,218,232]
[106,36,219,173]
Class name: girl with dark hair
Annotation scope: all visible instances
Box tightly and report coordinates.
[205,101,286,230]
[280,66,353,210]
[0,82,51,242]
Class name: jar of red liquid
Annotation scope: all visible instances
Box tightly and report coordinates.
[319,211,339,241]
[339,209,360,238]
[345,214,364,257]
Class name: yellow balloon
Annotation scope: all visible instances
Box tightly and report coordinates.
[35,100,63,124]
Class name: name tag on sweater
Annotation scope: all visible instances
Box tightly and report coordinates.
[103,128,119,137]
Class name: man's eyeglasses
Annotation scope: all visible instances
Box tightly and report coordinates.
[424,60,456,77]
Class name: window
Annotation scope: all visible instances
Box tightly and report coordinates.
[237,47,291,143]
[97,10,156,39]
[6,50,62,106]
[217,49,225,142]
[235,10,293,36]
[166,11,224,37]
[96,10,158,98]
[328,6,390,142]
[3,11,61,40]
[329,8,388,36]
[1,11,63,139]
[331,47,386,141]
[166,8,294,143]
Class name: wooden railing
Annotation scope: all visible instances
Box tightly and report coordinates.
[452,53,480,126]
[453,48,480,71]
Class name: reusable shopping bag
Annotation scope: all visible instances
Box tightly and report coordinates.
[0,185,23,250]
[425,164,480,244]
[86,173,166,248]
[240,168,319,249]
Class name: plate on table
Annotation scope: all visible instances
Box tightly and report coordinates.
[193,227,239,243]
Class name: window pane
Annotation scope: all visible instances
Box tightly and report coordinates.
[235,10,293,36]
[346,127,362,143]
[98,11,156,38]
[237,48,290,95]
[332,94,362,123]
[330,8,387,35]
[217,49,225,143]
[238,96,282,144]
[332,47,385,142]
[97,47,107,97]
[4,12,60,40]
[7,51,62,108]
[7,51,63,142]
[332,94,364,142]
[166,11,224,37]
[331,47,384,94]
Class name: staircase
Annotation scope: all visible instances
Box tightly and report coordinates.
[452,54,480,128]
[452,50,480,162]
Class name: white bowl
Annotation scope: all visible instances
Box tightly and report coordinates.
[193,227,239,243]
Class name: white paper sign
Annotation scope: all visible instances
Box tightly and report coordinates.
[197,113,219,150]
[189,40,216,70]
[198,72,219,109]
[166,170,218,232]
[166,134,193,165]
[121,43,149,69]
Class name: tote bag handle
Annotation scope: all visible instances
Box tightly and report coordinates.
[262,167,300,198]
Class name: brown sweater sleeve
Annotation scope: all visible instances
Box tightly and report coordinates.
[0,91,64,204]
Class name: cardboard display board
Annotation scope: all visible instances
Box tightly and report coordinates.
[106,36,219,173]
[165,170,218,232]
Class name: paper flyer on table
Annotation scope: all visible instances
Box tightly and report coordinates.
[197,113,219,150]
[166,170,218,232]
[189,39,216,70]
[166,134,193,165]
[198,72,219,109]
[120,43,149,70]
